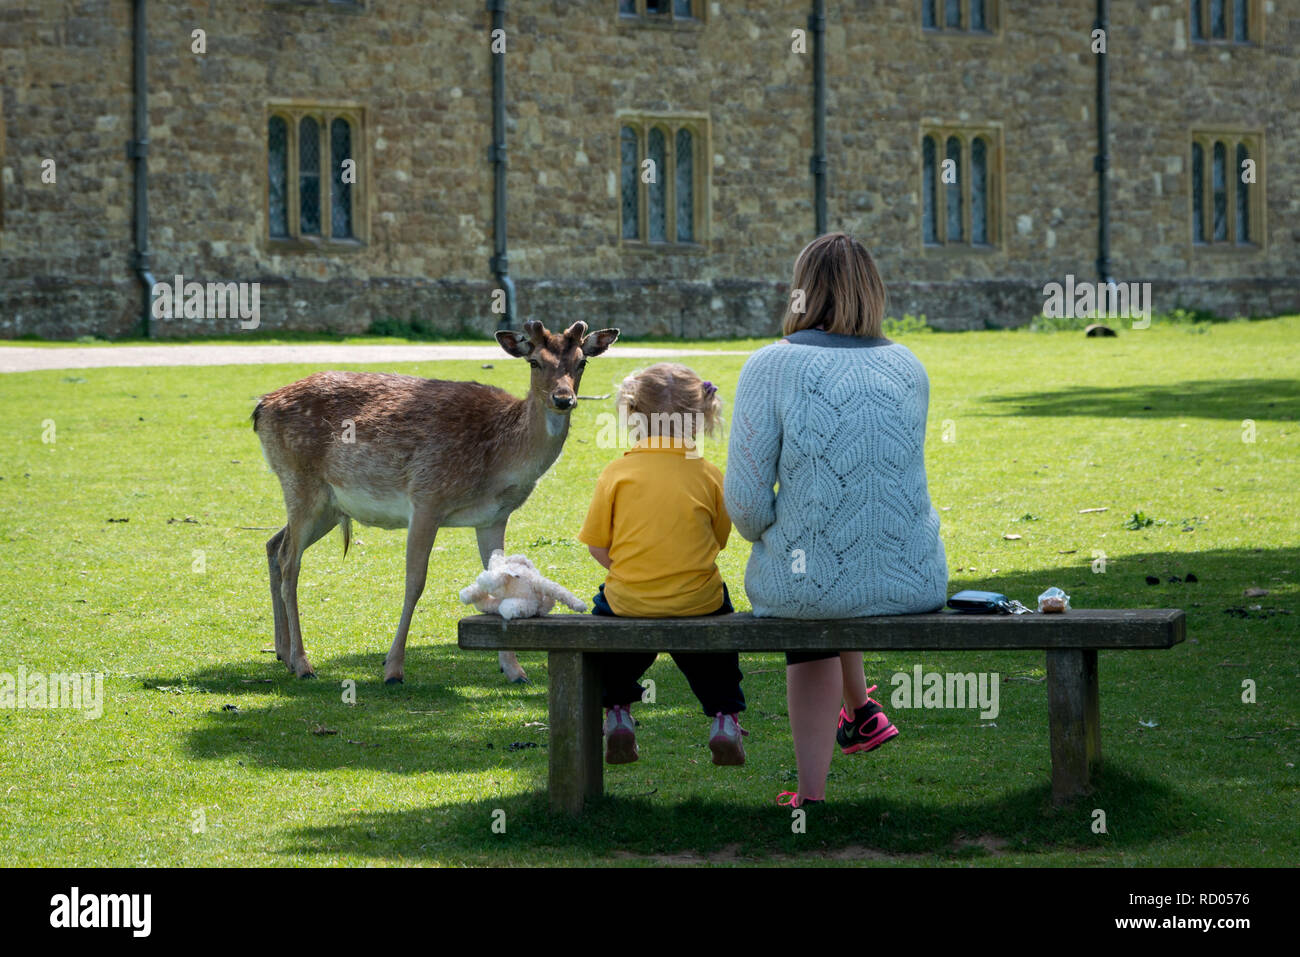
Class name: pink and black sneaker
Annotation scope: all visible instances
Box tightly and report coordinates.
[604,704,638,764]
[836,685,899,754]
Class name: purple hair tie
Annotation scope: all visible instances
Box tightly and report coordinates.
[702,380,717,398]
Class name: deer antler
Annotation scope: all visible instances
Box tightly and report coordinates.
[564,321,588,341]
[523,319,547,344]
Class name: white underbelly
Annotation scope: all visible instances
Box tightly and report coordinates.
[330,485,412,530]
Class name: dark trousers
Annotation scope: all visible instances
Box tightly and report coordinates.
[592,583,746,716]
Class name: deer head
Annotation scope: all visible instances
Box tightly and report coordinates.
[495,320,620,414]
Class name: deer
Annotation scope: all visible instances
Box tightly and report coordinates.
[251,319,620,685]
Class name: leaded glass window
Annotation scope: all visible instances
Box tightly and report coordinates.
[971,137,988,245]
[945,136,963,242]
[619,0,636,14]
[1211,0,1226,38]
[922,127,997,248]
[922,0,936,29]
[299,116,321,236]
[1233,0,1248,41]
[970,0,987,30]
[675,128,694,242]
[330,118,352,239]
[647,127,667,242]
[922,136,937,244]
[268,116,289,238]
[1212,141,1227,241]
[1235,143,1250,243]
[621,126,640,240]
[674,0,693,17]
[945,0,961,28]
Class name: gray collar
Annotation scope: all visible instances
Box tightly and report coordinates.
[783,328,895,349]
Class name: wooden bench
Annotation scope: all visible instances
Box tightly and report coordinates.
[458,608,1185,814]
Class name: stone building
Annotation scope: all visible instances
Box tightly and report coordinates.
[0,0,1296,339]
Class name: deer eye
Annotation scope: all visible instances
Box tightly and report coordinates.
[527,359,540,369]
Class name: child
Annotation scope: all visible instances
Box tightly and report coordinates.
[578,362,747,766]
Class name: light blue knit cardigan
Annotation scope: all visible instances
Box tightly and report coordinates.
[723,329,948,619]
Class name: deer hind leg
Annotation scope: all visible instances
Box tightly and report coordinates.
[266,526,290,662]
[277,491,340,679]
[476,523,529,685]
[383,508,439,685]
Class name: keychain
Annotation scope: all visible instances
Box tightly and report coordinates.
[996,598,1034,615]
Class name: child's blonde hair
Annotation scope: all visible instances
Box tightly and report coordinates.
[617,362,723,443]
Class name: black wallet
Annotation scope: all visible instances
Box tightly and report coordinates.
[947,590,1017,614]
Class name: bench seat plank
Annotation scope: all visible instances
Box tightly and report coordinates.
[458,608,1185,652]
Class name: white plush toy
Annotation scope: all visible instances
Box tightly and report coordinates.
[459,550,587,619]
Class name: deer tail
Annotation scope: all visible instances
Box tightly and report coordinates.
[339,516,352,559]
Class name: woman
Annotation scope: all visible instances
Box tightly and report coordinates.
[724,233,948,808]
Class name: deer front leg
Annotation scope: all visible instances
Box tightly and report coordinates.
[476,523,528,684]
[384,510,438,685]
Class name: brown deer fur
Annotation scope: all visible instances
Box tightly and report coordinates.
[252,320,619,683]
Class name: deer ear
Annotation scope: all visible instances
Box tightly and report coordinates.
[582,327,620,357]
[496,330,534,358]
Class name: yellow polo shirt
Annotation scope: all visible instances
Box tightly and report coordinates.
[578,438,730,617]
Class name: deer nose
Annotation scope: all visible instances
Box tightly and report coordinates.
[552,395,576,410]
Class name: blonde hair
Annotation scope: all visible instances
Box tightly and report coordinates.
[616,362,723,443]
[781,232,888,338]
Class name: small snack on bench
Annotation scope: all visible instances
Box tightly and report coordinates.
[1037,586,1070,613]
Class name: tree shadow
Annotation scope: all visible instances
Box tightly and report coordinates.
[977,378,1300,421]
[145,644,549,775]
[282,765,1205,864]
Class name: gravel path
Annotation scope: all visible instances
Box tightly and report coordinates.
[0,343,750,374]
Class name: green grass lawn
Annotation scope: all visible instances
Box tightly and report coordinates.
[0,319,1296,866]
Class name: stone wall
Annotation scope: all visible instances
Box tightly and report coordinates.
[1,1,1297,339]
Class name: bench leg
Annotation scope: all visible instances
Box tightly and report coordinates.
[1046,649,1101,805]
[547,650,603,815]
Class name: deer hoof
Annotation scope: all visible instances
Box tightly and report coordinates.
[384,675,404,685]
[509,673,531,685]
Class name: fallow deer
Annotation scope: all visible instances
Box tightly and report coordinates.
[252,319,619,684]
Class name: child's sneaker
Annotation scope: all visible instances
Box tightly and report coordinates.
[604,704,638,764]
[836,685,899,754]
[708,712,749,766]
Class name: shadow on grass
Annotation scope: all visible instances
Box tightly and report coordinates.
[282,765,1206,864]
[977,378,1300,422]
[146,644,548,775]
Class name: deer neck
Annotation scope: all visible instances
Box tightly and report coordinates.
[513,389,570,476]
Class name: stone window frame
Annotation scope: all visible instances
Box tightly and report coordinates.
[617,0,708,29]
[920,0,1001,37]
[919,125,1004,253]
[616,112,711,251]
[265,102,368,251]
[1189,0,1263,45]
[1189,129,1265,251]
